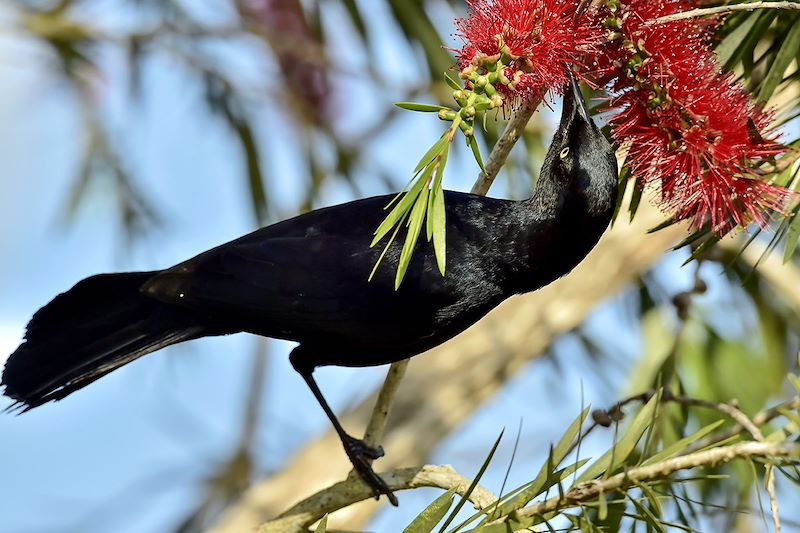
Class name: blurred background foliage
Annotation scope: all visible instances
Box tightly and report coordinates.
[2,0,800,532]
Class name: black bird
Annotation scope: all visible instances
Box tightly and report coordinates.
[1,73,617,504]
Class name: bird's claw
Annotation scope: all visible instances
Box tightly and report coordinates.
[343,434,384,460]
[342,435,398,506]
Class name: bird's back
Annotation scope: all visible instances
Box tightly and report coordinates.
[141,191,529,365]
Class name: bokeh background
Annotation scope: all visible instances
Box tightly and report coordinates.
[1,1,800,532]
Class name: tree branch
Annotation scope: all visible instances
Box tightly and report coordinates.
[646,2,800,26]
[660,391,765,442]
[361,360,409,451]
[257,465,496,533]
[575,388,771,459]
[684,396,800,454]
[506,442,800,523]
[471,105,538,195]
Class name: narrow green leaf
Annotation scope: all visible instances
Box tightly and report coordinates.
[369,210,408,282]
[716,12,761,67]
[611,167,631,225]
[682,235,721,266]
[628,179,644,222]
[456,460,591,531]
[468,136,486,174]
[371,170,431,247]
[426,186,435,242]
[552,407,591,468]
[384,173,425,212]
[758,21,800,101]
[598,490,608,521]
[494,408,590,515]
[783,212,800,262]
[432,187,447,276]
[396,102,452,113]
[403,489,455,533]
[671,227,710,252]
[444,71,462,91]
[440,430,504,533]
[718,11,777,74]
[629,496,667,533]
[415,133,449,174]
[596,498,627,531]
[315,514,328,533]
[575,392,661,484]
[639,483,664,518]
[430,146,449,276]
[641,420,724,467]
[431,145,449,191]
[647,216,676,234]
[396,185,430,289]
[747,459,768,523]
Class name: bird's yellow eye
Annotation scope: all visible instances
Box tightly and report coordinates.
[559,147,570,159]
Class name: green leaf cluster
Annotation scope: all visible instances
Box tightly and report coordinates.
[401,385,800,533]
[369,132,450,288]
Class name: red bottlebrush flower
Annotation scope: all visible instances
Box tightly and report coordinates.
[453,0,790,232]
[455,0,596,105]
[590,0,791,232]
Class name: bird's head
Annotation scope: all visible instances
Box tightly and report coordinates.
[538,72,618,215]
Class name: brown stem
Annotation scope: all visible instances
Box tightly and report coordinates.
[646,1,800,26]
[361,360,409,450]
[471,102,540,196]
[258,465,497,533]
[502,442,800,524]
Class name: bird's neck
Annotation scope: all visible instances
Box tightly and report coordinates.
[505,170,617,293]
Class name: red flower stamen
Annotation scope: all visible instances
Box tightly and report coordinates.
[455,0,596,104]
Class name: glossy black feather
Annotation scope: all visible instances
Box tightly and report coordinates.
[2,273,205,410]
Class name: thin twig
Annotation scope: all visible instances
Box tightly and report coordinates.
[684,397,800,454]
[646,1,800,26]
[766,464,781,533]
[471,103,539,195]
[503,441,800,523]
[258,465,497,533]
[662,392,765,442]
[572,388,770,458]
[362,360,409,450]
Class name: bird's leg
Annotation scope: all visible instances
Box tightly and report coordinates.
[290,349,398,506]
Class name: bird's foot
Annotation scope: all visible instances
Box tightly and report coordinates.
[342,434,398,506]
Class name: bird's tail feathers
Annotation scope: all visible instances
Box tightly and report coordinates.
[1,272,204,412]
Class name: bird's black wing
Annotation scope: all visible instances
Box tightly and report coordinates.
[144,230,457,351]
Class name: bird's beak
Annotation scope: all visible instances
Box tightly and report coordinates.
[564,71,590,123]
